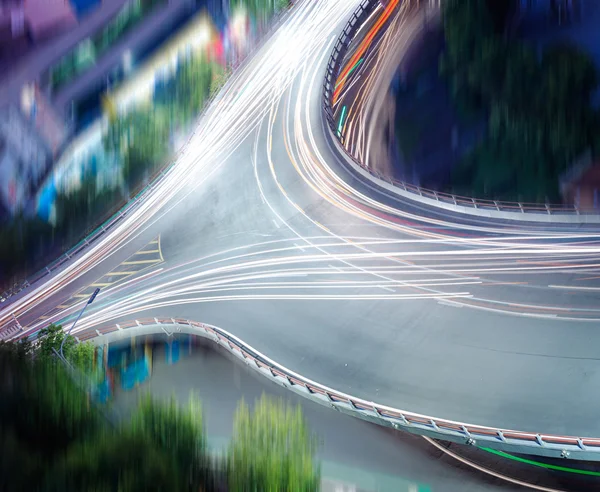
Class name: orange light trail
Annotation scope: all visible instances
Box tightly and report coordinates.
[332,0,399,105]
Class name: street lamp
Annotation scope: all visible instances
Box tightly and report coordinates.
[59,287,100,362]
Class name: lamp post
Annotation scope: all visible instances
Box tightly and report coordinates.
[59,287,100,362]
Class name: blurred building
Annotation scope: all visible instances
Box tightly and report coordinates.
[0,0,208,217]
[0,0,78,64]
[0,105,51,214]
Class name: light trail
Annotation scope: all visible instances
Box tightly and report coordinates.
[3,0,600,450]
[0,0,364,329]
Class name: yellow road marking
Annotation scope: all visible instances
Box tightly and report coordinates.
[157,235,164,262]
[122,259,162,265]
[58,237,164,310]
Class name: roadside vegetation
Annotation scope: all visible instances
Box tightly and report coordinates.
[230,0,290,18]
[440,0,600,202]
[0,334,320,491]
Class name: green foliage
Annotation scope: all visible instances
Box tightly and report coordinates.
[439,0,496,111]
[231,0,282,17]
[104,107,170,187]
[228,395,320,491]
[104,54,219,191]
[0,340,321,491]
[0,343,100,490]
[37,323,97,375]
[47,429,182,492]
[174,55,214,124]
[129,394,212,488]
[0,215,55,288]
[275,0,289,12]
[49,395,215,492]
[440,0,600,201]
[210,64,231,98]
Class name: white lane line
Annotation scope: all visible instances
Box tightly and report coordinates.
[294,243,306,252]
[272,219,280,229]
[329,265,344,273]
[378,285,395,293]
[548,285,600,291]
[437,300,464,308]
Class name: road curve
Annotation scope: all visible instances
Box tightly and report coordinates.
[2,0,600,443]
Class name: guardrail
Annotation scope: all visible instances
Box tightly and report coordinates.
[81,317,600,461]
[0,2,298,305]
[321,0,600,223]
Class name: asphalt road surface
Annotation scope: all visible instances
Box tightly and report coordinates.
[112,337,600,492]
[2,0,600,441]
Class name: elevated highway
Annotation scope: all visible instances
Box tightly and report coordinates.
[2,0,600,459]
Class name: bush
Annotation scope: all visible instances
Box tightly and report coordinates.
[228,395,320,491]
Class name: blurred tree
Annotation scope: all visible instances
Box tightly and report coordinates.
[104,107,170,188]
[0,343,100,490]
[129,394,213,489]
[275,0,289,12]
[485,0,518,33]
[37,323,96,375]
[230,0,278,17]
[49,394,215,491]
[46,429,177,492]
[173,55,213,124]
[0,215,55,289]
[210,64,231,98]
[441,0,599,201]
[439,0,496,112]
[228,395,320,491]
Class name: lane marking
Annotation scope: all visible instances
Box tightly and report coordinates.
[134,249,161,254]
[90,282,112,287]
[157,235,164,262]
[378,285,395,293]
[122,259,163,265]
[272,219,280,229]
[293,243,306,252]
[437,300,464,308]
[548,285,600,291]
[107,271,137,275]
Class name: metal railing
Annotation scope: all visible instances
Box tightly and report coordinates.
[321,0,598,222]
[79,317,600,461]
[0,2,298,306]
